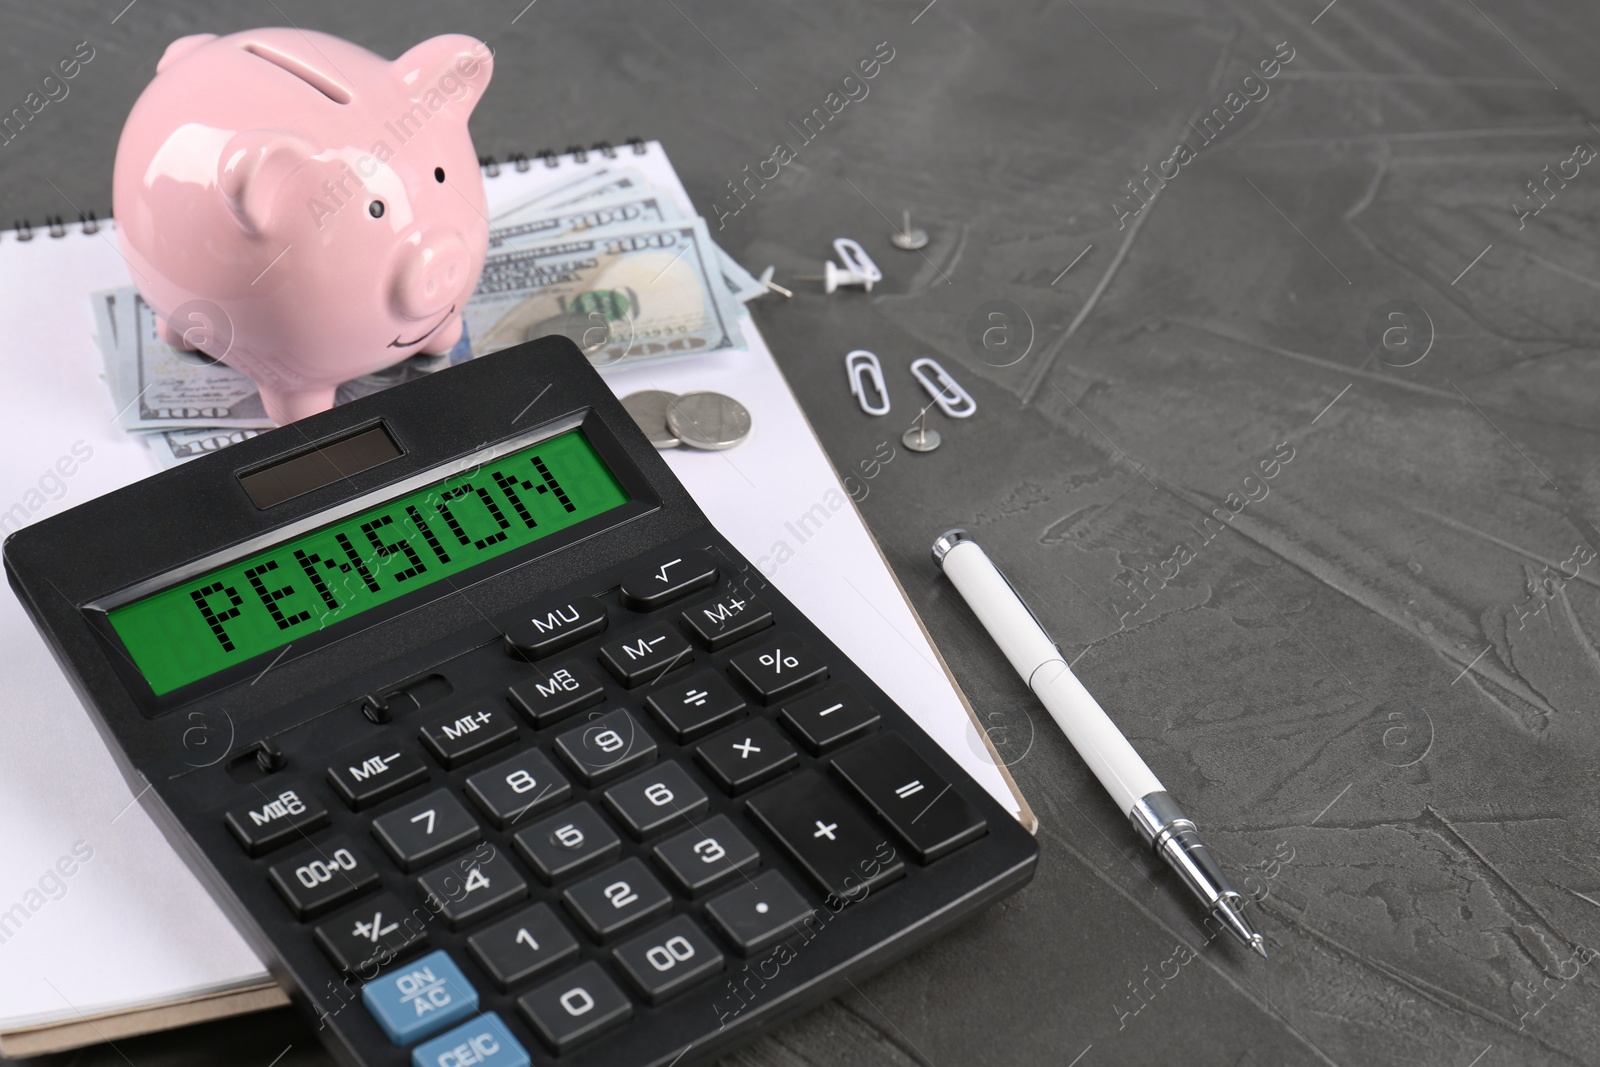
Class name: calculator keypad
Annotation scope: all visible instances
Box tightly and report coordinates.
[220,545,1000,1064]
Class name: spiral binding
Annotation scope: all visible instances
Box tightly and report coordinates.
[3,138,644,242]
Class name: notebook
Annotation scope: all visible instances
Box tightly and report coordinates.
[0,141,1034,1057]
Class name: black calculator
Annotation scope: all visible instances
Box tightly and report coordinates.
[5,337,1037,1067]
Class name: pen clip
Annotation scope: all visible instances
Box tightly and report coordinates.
[846,350,890,415]
[910,357,977,418]
[992,563,1064,667]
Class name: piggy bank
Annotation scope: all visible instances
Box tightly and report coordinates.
[112,29,494,423]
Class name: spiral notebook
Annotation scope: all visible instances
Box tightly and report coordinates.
[0,140,1033,1056]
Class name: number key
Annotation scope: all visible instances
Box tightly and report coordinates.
[517,961,632,1054]
[466,903,579,990]
[602,761,709,839]
[553,708,657,785]
[562,857,671,940]
[417,848,528,929]
[372,789,481,871]
[512,803,620,883]
[651,814,760,894]
[466,749,571,829]
[612,915,724,1003]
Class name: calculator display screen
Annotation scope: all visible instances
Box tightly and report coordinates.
[106,429,629,695]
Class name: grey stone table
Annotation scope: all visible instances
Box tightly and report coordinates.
[3,1,1598,1065]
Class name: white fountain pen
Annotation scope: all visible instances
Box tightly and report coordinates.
[932,529,1267,958]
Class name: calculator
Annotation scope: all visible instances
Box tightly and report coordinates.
[5,337,1037,1067]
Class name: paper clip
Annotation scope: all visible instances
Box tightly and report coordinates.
[910,357,976,418]
[847,350,890,415]
[833,238,882,288]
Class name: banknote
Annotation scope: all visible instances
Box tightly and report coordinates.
[464,217,746,364]
[102,289,274,432]
[487,193,678,250]
[147,427,265,469]
[494,188,765,302]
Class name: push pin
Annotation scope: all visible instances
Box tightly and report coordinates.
[756,265,793,298]
[902,404,941,452]
[796,260,873,293]
[891,210,929,251]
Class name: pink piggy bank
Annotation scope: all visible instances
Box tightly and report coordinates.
[113,29,494,423]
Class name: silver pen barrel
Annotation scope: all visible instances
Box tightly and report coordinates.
[1129,792,1267,957]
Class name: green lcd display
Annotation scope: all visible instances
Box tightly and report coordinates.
[107,429,629,695]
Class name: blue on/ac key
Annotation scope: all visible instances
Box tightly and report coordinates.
[411,1012,529,1067]
[362,950,479,1045]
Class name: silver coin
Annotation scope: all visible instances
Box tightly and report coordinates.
[621,390,680,449]
[902,425,941,452]
[667,391,752,450]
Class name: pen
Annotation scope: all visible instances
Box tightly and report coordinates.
[931,529,1267,957]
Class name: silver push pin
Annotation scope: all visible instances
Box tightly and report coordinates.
[757,265,793,298]
[890,209,929,251]
[902,405,941,452]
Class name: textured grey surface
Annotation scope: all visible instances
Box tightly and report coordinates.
[4,1,1600,1065]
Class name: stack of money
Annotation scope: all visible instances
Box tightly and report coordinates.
[90,162,763,467]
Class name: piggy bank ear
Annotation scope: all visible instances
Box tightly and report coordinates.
[218,130,317,235]
[392,34,493,118]
[157,33,217,74]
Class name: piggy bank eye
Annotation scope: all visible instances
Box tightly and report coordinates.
[434,167,446,183]
[368,200,385,219]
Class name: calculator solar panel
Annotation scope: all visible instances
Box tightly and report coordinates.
[4,337,1037,1067]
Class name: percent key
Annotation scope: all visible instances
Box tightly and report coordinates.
[729,634,828,703]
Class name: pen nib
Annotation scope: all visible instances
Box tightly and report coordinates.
[1212,895,1268,958]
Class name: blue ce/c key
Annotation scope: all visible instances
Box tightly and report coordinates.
[362,950,479,1045]
[411,1012,529,1067]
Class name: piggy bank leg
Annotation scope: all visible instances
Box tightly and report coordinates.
[418,313,464,355]
[156,314,194,350]
[259,386,338,425]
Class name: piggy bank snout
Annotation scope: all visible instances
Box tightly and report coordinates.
[394,231,472,320]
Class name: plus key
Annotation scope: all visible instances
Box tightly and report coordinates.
[746,771,904,899]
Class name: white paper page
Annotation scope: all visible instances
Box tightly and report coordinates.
[0,145,1015,1031]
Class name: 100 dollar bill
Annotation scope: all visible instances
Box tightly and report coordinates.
[465,217,746,365]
